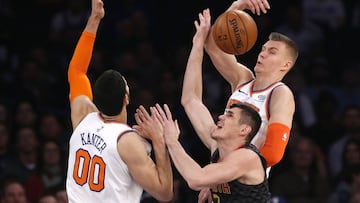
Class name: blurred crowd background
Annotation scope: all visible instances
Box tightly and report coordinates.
[0,0,360,202]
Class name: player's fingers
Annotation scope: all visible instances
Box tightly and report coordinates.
[152,106,164,125]
[203,8,211,24]
[150,106,161,121]
[175,120,180,134]
[249,0,261,15]
[163,104,173,121]
[194,20,200,30]
[134,112,143,124]
[259,0,268,14]
[246,0,257,15]
[138,105,151,120]
[155,103,167,121]
[262,0,270,9]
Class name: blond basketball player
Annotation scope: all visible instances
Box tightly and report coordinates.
[65,0,173,202]
[203,0,298,169]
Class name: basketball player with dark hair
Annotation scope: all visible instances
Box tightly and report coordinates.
[174,9,271,202]
[65,0,173,202]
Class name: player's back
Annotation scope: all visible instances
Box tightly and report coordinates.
[66,112,143,203]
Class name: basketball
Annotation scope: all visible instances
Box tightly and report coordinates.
[212,10,258,55]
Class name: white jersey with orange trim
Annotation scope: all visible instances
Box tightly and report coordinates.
[66,112,151,203]
[226,80,285,150]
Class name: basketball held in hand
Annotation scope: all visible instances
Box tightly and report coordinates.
[212,10,258,55]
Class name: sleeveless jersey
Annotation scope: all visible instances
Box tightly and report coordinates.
[226,80,285,149]
[210,144,271,203]
[66,112,150,203]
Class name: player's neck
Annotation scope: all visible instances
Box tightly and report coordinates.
[253,76,282,90]
[101,111,127,123]
[217,139,245,158]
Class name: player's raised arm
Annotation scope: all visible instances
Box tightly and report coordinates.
[204,0,270,91]
[67,0,104,129]
[181,9,217,150]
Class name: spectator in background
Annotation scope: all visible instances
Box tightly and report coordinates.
[302,0,345,31]
[13,100,38,132]
[333,65,360,114]
[11,127,40,190]
[308,90,342,153]
[38,113,70,152]
[270,135,329,203]
[0,178,29,203]
[49,0,88,53]
[0,122,17,184]
[328,139,360,203]
[275,1,325,66]
[328,105,360,178]
[26,140,66,203]
[37,194,57,203]
[0,103,12,128]
[54,187,68,203]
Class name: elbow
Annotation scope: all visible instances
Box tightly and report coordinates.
[186,177,204,191]
[154,182,175,202]
[264,153,283,167]
[180,95,191,109]
[156,190,174,202]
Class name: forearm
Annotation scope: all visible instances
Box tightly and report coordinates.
[151,136,173,201]
[68,31,95,102]
[181,42,204,105]
[166,140,203,189]
[204,26,247,90]
[260,123,290,167]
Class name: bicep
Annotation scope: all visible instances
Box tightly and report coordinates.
[183,99,217,150]
[268,86,295,127]
[117,133,162,193]
[70,96,98,129]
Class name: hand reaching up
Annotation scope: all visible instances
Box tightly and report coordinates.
[153,104,180,145]
[133,105,164,141]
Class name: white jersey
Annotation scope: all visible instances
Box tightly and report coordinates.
[226,80,285,176]
[66,112,150,203]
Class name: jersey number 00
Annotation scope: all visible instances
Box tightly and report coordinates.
[73,148,106,192]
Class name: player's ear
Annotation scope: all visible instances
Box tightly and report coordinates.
[281,61,292,72]
[240,125,251,136]
[124,93,129,106]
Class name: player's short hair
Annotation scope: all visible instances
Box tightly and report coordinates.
[230,103,261,144]
[93,69,126,116]
[269,32,299,64]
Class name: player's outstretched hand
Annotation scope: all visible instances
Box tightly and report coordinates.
[153,104,180,145]
[192,8,211,45]
[134,105,163,141]
[91,0,105,20]
[227,0,270,16]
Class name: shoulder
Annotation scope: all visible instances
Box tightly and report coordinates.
[270,84,295,106]
[272,83,294,98]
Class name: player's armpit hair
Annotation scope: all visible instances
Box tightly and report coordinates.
[260,122,290,167]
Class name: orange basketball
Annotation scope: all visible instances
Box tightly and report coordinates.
[212,10,258,55]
